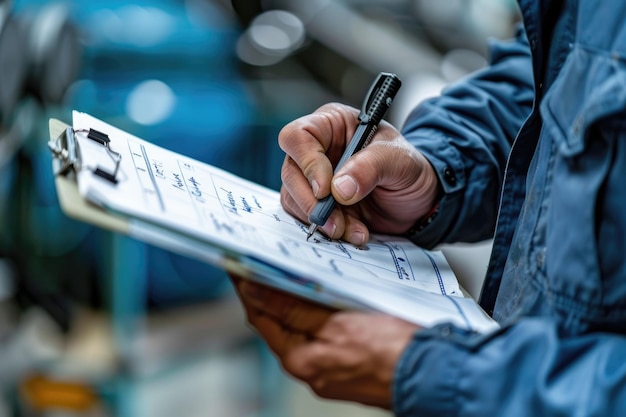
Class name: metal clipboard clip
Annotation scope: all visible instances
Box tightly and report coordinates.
[48,127,121,184]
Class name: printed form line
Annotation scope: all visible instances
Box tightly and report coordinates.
[139,144,166,211]
[422,249,446,295]
[127,140,165,212]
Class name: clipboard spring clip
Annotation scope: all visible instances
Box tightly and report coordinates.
[48,127,121,184]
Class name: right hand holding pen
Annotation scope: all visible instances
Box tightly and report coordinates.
[279,102,441,245]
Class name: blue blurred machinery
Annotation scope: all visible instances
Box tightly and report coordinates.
[66,0,285,310]
[3,0,289,317]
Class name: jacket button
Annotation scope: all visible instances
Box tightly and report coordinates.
[443,167,456,186]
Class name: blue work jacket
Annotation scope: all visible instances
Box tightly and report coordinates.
[397,0,626,415]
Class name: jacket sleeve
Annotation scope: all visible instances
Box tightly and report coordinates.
[402,26,534,248]
[393,320,626,416]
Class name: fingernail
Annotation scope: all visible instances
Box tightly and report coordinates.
[323,222,337,238]
[349,231,366,246]
[311,179,320,198]
[333,175,357,200]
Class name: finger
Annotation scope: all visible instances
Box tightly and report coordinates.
[247,310,310,356]
[280,158,352,240]
[280,184,308,223]
[279,104,360,201]
[309,374,393,409]
[279,156,318,221]
[279,333,392,408]
[278,113,335,199]
[313,207,348,241]
[339,211,369,246]
[250,315,337,391]
[229,274,265,322]
[280,175,352,240]
[237,280,335,334]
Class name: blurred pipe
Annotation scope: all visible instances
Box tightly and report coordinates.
[230,0,459,124]
[256,0,447,123]
[282,0,442,81]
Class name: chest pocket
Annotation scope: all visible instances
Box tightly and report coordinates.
[538,45,626,333]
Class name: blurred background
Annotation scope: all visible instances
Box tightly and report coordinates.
[0,0,519,416]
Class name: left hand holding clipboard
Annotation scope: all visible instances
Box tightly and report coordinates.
[231,274,420,409]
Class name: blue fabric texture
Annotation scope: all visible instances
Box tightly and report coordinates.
[395,0,626,415]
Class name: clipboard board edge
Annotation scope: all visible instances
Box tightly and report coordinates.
[55,175,130,235]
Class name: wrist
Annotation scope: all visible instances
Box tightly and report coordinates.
[407,157,442,233]
[406,200,440,235]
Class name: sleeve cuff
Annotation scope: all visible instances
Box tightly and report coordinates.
[401,131,468,248]
[393,324,473,417]
[405,191,464,249]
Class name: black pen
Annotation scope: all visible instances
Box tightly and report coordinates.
[306,72,402,241]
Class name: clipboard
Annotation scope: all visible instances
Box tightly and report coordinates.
[48,117,250,279]
[47,116,377,303]
[48,112,498,333]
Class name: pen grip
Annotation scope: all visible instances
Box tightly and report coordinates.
[308,193,337,226]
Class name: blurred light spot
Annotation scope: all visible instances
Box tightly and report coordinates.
[236,10,305,66]
[126,80,176,126]
[236,35,283,66]
[250,24,292,52]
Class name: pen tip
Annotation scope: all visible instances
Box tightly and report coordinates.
[306,223,318,241]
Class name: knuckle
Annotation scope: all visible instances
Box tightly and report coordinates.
[282,301,308,327]
[278,120,302,151]
[315,101,346,114]
[282,344,326,381]
[283,356,316,381]
[310,376,333,399]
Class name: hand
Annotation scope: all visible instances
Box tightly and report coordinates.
[231,276,421,409]
[279,102,440,245]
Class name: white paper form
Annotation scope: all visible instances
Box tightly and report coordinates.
[72,111,497,332]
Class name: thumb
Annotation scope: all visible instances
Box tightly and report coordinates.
[331,139,437,207]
